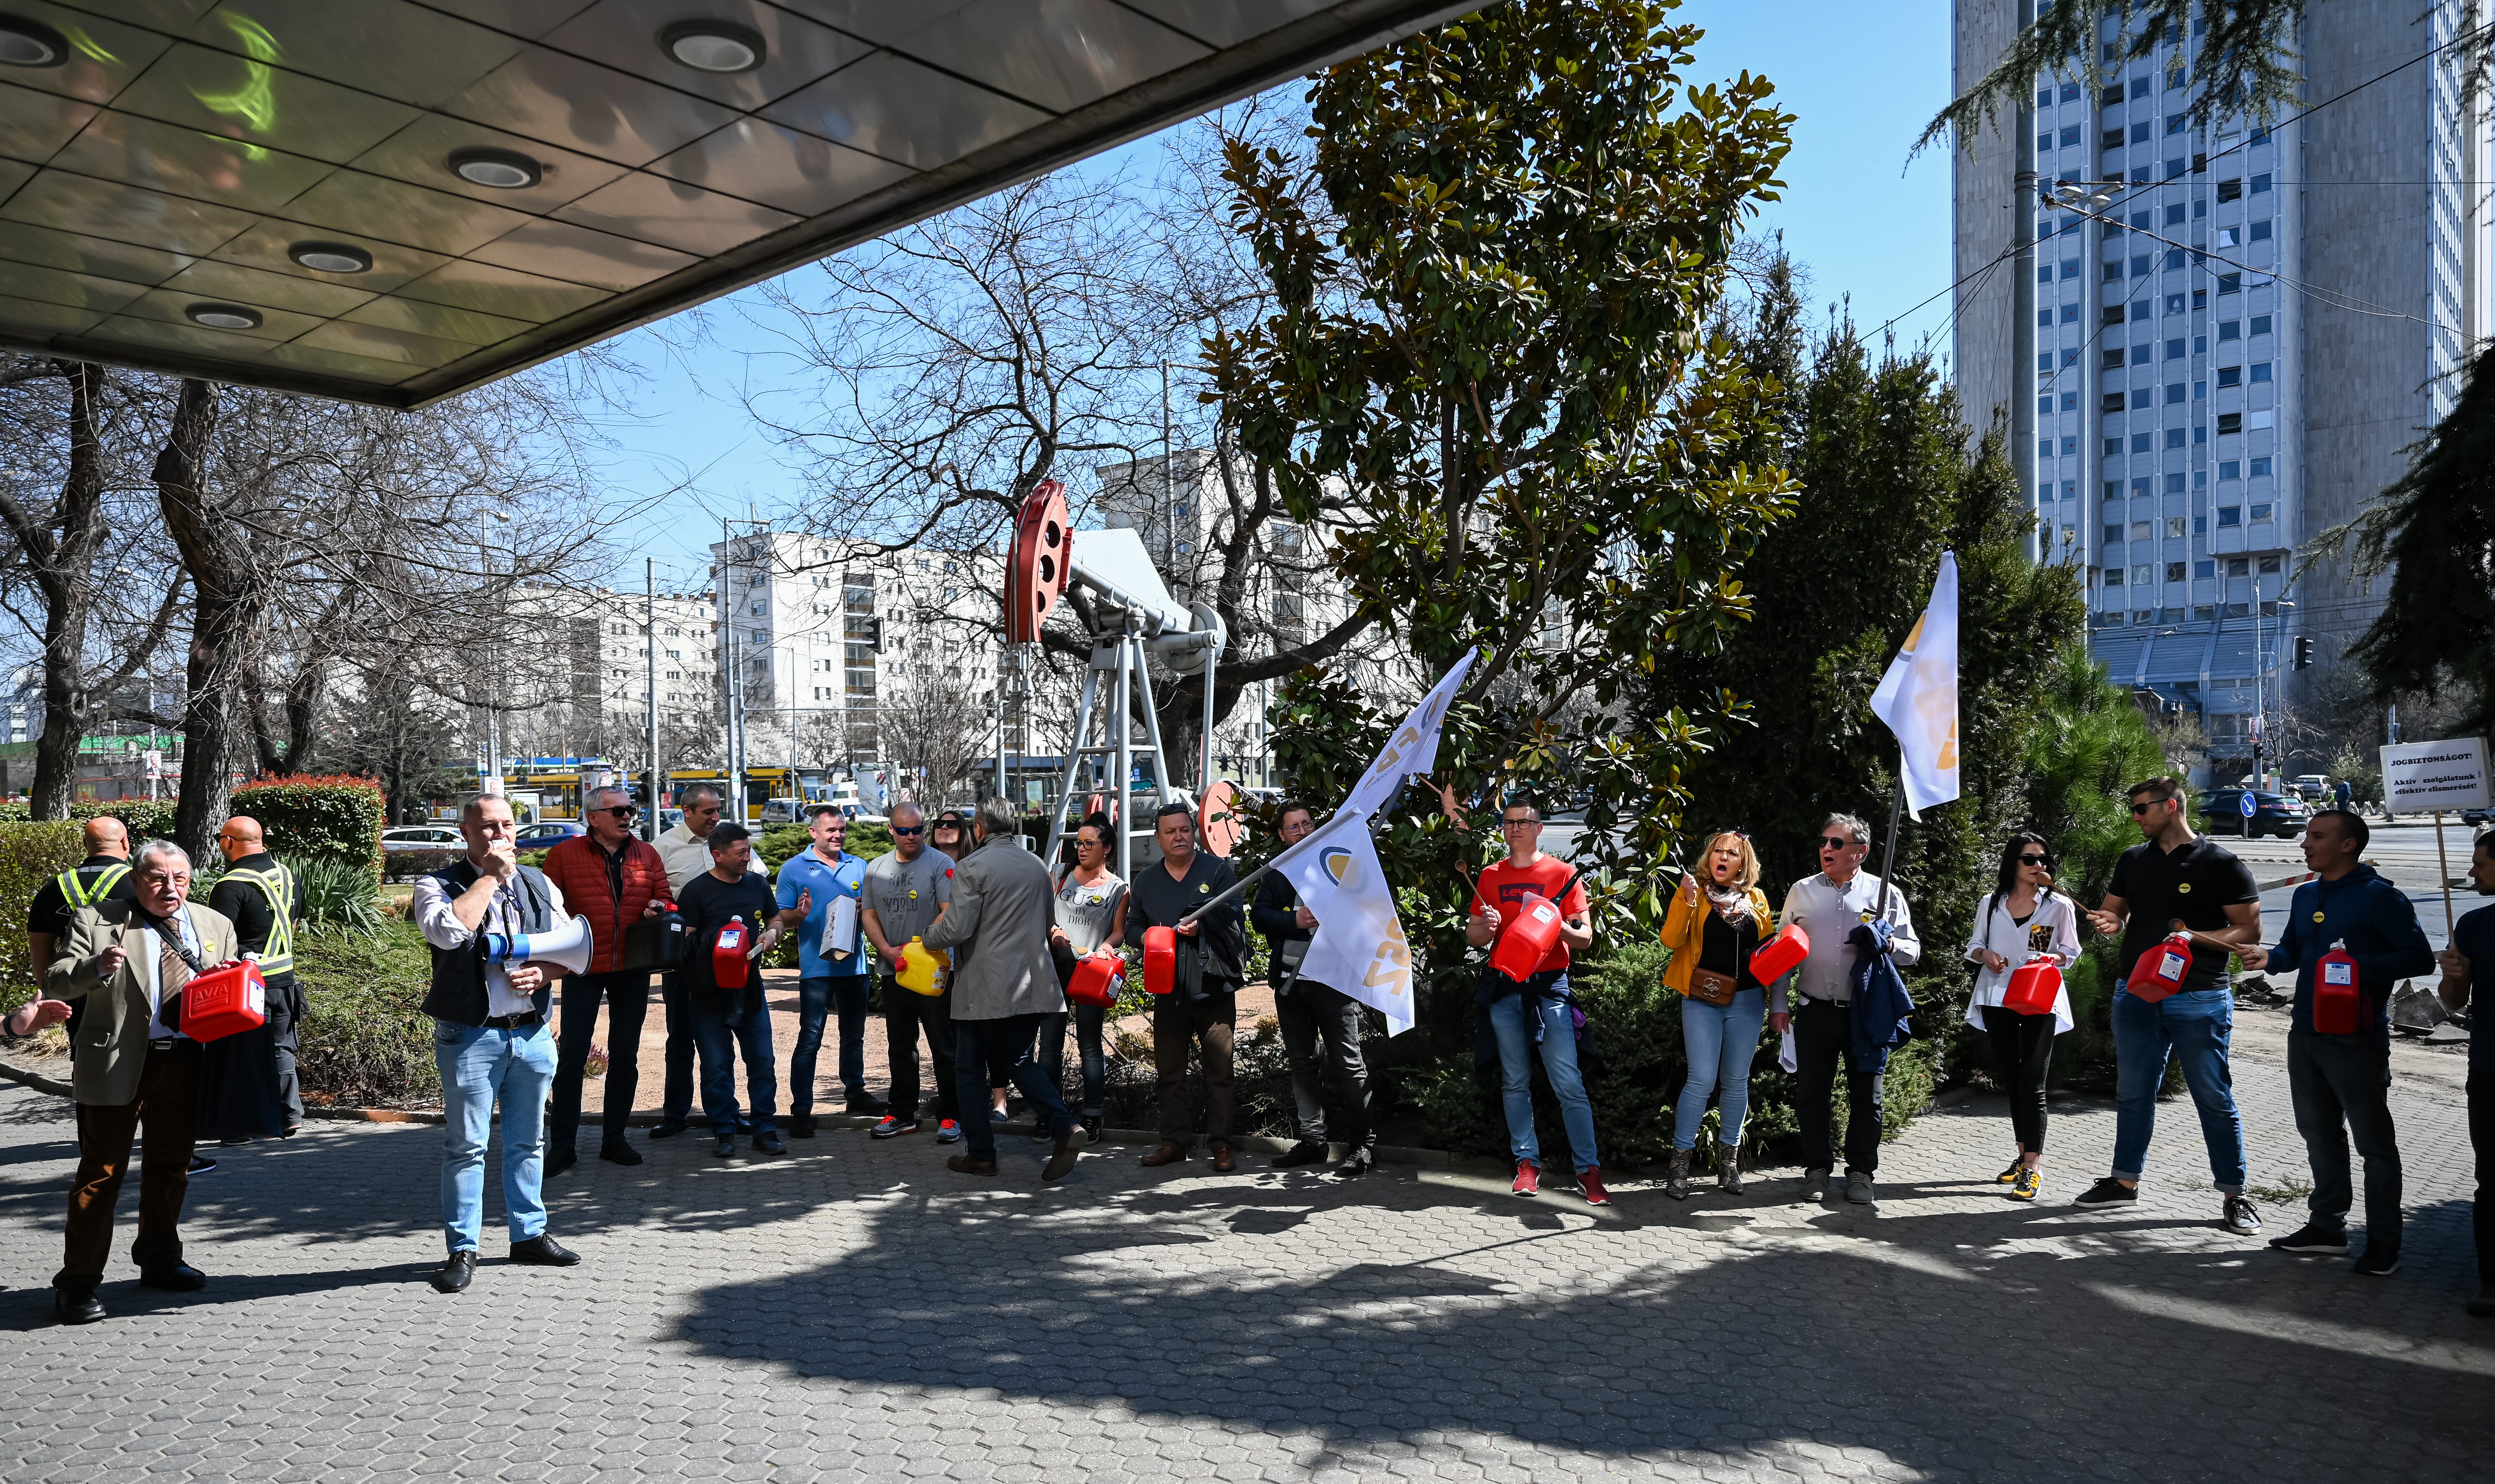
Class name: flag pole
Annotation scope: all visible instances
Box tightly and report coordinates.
[1872,770,1905,921]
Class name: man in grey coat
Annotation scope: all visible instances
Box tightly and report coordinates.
[925,796,1080,1181]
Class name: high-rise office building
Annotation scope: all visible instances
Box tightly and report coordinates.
[1952,0,2489,779]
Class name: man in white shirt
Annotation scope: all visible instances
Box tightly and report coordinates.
[650,784,724,1136]
[43,840,240,1324]
[413,794,580,1294]
[1769,813,1920,1206]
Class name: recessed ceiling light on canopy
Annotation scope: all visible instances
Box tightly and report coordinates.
[0,16,68,67]
[448,148,543,190]
[289,241,375,274]
[662,21,764,74]
[188,304,264,330]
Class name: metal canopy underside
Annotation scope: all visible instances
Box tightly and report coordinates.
[0,0,1473,407]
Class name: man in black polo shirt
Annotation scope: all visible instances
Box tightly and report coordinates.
[1127,803,1245,1172]
[2078,775,2265,1234]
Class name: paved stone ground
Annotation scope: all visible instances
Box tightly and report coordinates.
[2,1034,2489,1484]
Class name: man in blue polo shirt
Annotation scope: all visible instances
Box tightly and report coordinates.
[2243,808,2435,1276]
[776,805,887,1136]
[2437,828,2495,1317]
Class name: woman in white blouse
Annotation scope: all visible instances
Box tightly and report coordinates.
[1962,832,2082,1202]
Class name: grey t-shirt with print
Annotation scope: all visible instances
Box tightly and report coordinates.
[1054,869,1127,953]
[863,847,953,966]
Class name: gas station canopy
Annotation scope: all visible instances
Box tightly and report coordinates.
[0,0,1470,406]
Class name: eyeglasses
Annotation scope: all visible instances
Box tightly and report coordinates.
[1500,817,1539,829]
[1820,836,1858,851]
[596,806,636,818]
[2128,800,2167,815]
[2018,853,2049,864]
[890,825,924,836]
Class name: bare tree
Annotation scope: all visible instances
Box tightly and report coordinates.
[875,681,988,806]
[0,357,188,817]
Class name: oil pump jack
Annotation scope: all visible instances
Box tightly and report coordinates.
[1002,478,1240,878]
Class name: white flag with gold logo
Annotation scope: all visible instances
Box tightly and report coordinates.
[1870,551,1961,819]
[1282,815,1414,1035]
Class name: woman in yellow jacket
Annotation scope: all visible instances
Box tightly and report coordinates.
[1658,830,1776,1198]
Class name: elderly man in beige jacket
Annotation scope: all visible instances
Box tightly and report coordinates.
[925,797,1079,1182]
[42,839,241,1325]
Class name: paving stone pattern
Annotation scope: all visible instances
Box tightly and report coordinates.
[1,1041,2488,1483]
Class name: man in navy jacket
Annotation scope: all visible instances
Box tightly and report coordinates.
[2243,809,2434,1275]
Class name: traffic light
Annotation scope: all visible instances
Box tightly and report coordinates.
[2292,635,2312,669]
[863,616,883,653]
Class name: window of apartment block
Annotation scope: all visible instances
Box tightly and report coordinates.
[2129,120,2151,144]
[2195,560,2215,579]
[2257,555,2281,575]
[2248,219,2271,241]
[2164,382,2185,404]
[2217,178,2242,203]
[2101,84,2123,106]
[2218,507,2243,528]
[2219,459,2241,480]
[2131,431,2153,452]
[2129,521,2152,541]
[2163,428,2185,449]
[2100,306,2123,325]
[2104,566,2125,586]
[2250,314,2272,336]
[2218,320,2240,341]
[2249,456,2272,477]
[2250,502,2274,521]
[2249,362,2271,382]
[2071,125,2093,148]
[2218,411,2242,434]
[2164,204,2185,226]
[2103,347,2125,369]
[2216,366,2242,388]
[2167,562,2186,582]
[2166,516,2186,536]
[2103,392,2126,413]
[2102,523,2122,546]
[2227,557,2250,577]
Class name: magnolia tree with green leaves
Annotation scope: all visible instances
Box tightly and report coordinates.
[1208,0,1798,1046]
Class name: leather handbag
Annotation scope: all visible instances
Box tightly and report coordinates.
[1685,965,1740,1006]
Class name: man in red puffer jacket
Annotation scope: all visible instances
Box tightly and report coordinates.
[540,786,673,1176]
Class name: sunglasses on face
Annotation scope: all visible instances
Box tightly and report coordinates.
[1820,836,1857,851]
[2019,853,2049,865]
[2129,801,2166,815]
[890,825,924,836]
[597,806,636,818]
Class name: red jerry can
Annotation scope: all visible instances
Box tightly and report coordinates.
[1142,926,1177,995]
[1066,947,1124,1007]
[178,959,267,1042]
[1749,923,1811,985]
[2001,955,2063,1016]
[2313,940,2363,1034]
[714,916,751,991]
[2126,931,2195,1002]
[1490,894,1564,982]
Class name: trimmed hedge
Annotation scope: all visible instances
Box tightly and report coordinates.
[294,919,439,1107]
[231,775,386,882]
[0,822,92,1011]
[0,800,180,836]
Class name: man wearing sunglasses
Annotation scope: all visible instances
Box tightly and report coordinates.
[1768,813,1922,1206]
[860,801,960,1142]
[541,787,673,1173]
[2077,775,2264,1234]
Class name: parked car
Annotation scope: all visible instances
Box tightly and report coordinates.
[2193,789,2309,839]
[515,820,586,850]
[382,824,463,853]
[2288,774,2331,803]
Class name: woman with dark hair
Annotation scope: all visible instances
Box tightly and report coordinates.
[1043,812,1126,1142]
[1962,831,2081,1201]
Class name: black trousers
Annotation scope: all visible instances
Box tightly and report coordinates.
[883,974,957,1122]
[1983,1005,2057,1154]
[2288,1029,2402,1247]
[551,970,651,1150]
[1794,998,1884,1176]
[2472,1074,2493,1290]
[660,970,697,1126]
[1279,980,1374,1150]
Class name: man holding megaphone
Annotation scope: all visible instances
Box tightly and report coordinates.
[413,794,587,1296]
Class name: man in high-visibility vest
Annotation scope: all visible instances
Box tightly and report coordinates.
[207,817,303,1137]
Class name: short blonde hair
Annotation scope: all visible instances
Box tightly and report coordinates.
[1695,831,1761,890]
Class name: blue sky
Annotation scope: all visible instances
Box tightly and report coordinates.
[575,1,1956,590]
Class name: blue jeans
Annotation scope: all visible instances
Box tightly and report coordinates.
[693,1005,778,1137]
[2111,983,2247,1192]
[435,1019,557,1255]
[790,974,872,1113]
[1675,987,1767,1152]
[955,1014,1074,1161]
[1486,981,1600,1174]
[1035,1005,1107,1117]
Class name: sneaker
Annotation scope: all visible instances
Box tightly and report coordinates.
[1844,1170,1875,1205]
[1511,1159,1541,1198]
[2268,1222,2350,1255]
[2009,1166,2040,1202]
[2222,1195,2263,1235]
[1996,1158,2024,1185]
[936,1119,964,1145]
[1081,1115,1104,1145]
[2073,1177,2139,1209]
[1579,1167,1611,1207]
[187,1154,217,1175]
[1800,1166,1830,1203]
[1272,1139,1329,1169]
[2351,1244,2401,1277]
[870,1115,917,1139]
[989,1106,1009,1123]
